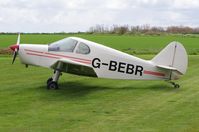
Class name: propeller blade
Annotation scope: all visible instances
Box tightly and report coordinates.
[17,33,20,45]
[10,33,20,64]
[12,51,18,64]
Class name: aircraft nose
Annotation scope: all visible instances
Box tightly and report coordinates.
[10,44,19,51]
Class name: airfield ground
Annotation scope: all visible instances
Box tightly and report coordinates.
[0,34,199,131]
[0,34,199,55]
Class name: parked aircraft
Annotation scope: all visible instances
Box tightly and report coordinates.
[10,34,188,89]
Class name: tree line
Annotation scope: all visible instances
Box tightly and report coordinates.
[88,24,199,35]
[1,25,199,35]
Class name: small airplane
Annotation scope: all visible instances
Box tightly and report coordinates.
[10,34,188,89]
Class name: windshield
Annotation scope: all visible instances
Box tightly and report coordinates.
[48,38,78,52]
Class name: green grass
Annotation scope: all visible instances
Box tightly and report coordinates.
[0,55,199,131]
[0,34,199,54]
[0,34,199,131]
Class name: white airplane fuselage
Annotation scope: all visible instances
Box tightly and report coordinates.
[18,37,174,81]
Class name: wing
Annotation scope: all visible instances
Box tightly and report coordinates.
[50,59,97,77]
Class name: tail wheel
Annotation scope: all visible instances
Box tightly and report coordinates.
[166,81,180,88]
[174,84,180,88]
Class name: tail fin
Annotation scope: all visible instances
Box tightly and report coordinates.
[151,41,188,75]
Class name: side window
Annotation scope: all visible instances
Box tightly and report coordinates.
[76,43,90,54]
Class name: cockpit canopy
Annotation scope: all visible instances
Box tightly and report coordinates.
[48,38,90,54]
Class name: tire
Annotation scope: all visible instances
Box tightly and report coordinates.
[47,77,53,85]
[47,81,59,90]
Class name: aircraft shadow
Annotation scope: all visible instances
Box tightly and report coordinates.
[60,81,173,91]
[37,81,178,101]
[38,81,176,100]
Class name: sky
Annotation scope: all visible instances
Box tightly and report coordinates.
[0,0,199,33]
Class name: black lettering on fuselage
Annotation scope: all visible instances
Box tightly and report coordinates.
[92,58,101,68]
[118,62,126,73]
[126,64,134,74]
[92,58,144,76]
[109,60,117,71]
[135,65,143,76]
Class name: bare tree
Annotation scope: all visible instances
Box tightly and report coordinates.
[88,24,199,35]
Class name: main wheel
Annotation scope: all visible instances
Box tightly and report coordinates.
[47,77,53,84]
[47,81,59,90]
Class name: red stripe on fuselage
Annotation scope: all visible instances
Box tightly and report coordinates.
[46,52,91,62]
[26,52,91,65]
[144,70,165,77]
[27,53,60,59]
[70,59,91,64]
[24,49,91,62]
[25,49,44,54]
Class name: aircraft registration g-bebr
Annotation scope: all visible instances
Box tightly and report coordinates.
[10,34,188,89]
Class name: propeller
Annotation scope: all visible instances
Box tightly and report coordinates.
[10,34,20,64]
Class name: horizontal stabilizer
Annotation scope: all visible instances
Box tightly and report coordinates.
[156,65,183,75]
[156,65,177,71]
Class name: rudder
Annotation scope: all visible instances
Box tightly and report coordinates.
[151,41,188,75]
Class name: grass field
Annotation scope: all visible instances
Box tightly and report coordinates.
[0,34,199,131]
[0,34,199,54]
[0,55,199,131]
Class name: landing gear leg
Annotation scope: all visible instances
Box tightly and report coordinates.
[47,62,62,90]
[167,81,180,88]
